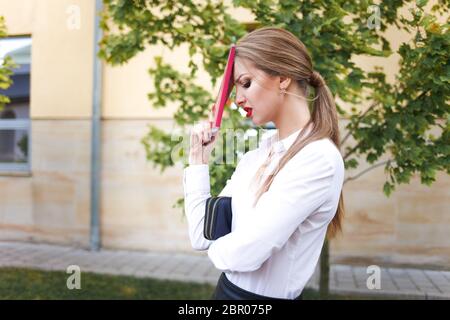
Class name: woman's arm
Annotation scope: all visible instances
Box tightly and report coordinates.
[185,120,248,250]
[183,159,242,250]
[184,121,220,250]
[183,164,214,251]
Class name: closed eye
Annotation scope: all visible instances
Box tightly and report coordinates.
[241,80,251,89]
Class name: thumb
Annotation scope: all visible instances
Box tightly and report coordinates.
[203,132,218,153]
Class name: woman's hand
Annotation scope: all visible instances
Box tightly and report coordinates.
[189,120,219,165]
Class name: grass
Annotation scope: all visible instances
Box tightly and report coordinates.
[0,267,214,300]
[0,267,396,300]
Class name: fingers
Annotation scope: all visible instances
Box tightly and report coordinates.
[202,122,211,143]
[208,107,215,123]
[190,121,212,147]
[189,125,200,148]
[188,120,219,165]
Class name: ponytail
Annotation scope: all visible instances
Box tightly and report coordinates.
[309,71,344,239]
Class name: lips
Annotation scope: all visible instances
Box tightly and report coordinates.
[243,107,253,117]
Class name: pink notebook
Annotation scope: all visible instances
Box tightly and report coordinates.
[210,44,236,133]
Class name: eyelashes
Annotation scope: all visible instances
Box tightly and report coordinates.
[240,80,251,88]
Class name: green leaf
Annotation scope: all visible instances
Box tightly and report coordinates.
[383,182,394,197]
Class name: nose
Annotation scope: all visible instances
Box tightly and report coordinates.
[234,90,246,107]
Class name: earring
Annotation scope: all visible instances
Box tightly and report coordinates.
[279,87,286,95]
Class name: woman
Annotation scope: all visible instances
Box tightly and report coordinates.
[183,27,345,300]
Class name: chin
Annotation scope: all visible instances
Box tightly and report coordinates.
[252,117,266,126]
[251,118,261,126]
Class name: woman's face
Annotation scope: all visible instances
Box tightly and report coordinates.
[233,58,282,126]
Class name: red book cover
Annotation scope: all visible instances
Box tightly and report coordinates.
[210,44,236,133]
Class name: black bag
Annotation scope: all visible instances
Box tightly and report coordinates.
[204,196,232,240]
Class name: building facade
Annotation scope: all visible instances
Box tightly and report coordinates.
[0,0,449,269]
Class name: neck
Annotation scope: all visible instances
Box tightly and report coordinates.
[273,94,311,140]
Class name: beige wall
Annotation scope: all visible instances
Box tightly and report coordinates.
[102,44,178,119]
[0,0,95,119]
[332,169,450,268]
[100,119,191,252]
[0,120,91,246]
[0,0,95,247]
[334,120,450,269]
[0,0,449,269]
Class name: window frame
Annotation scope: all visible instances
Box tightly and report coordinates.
[0,118,31,174]
[0,35,32,175]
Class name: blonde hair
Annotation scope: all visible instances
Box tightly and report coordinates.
[236,27,344,239]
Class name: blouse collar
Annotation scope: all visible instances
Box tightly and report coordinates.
[260,126,309,153]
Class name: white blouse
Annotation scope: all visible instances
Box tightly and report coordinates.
[183,127,345,299]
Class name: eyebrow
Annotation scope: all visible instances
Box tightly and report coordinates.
[234,73,247,84]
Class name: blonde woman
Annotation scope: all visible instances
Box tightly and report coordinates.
[184,27,345,300]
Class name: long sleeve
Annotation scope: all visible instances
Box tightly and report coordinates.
[183,164,213,251]
[183,157,242,251]
[207,148,338,272]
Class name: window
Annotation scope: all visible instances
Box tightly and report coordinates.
[0,36,31,174]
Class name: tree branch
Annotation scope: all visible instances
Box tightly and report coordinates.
[342,88,432,160]
[344,160,392,184]
[340,102,379,147]
[343,141,362,160]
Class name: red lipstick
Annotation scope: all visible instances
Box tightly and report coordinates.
[243,107,253,117]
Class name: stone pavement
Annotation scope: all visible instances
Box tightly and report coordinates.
[1,241,449,300]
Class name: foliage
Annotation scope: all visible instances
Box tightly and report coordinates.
[100,0,449,207]
[0,16,18,112]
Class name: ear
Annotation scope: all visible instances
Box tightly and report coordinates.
[279,76,292,89]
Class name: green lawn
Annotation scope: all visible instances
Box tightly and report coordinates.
[0,267,392,300]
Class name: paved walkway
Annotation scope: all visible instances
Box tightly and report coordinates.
[1,241,449,299]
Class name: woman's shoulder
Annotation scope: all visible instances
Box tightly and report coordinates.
[235,148,260,167]
[297,138,344,170]
[237,136,344,170]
